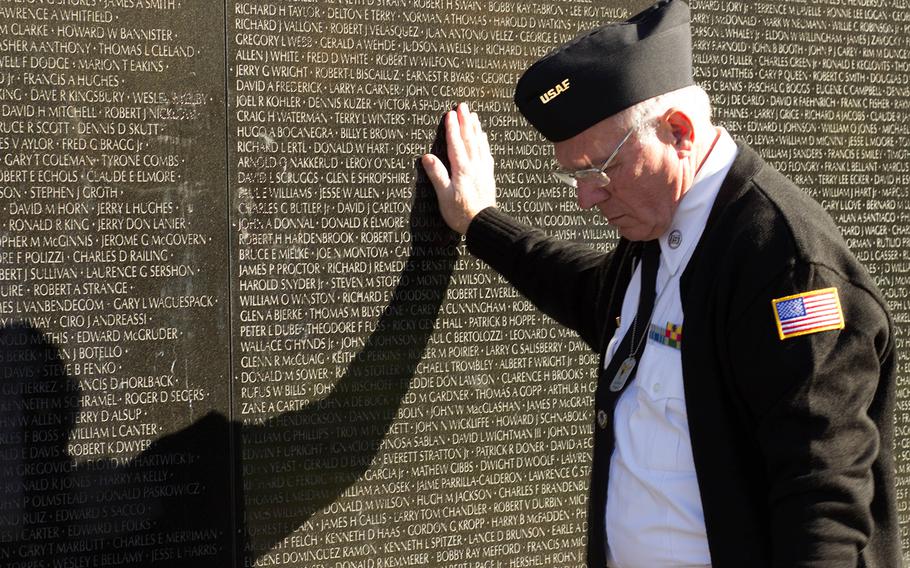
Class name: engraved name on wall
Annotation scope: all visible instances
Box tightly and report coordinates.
[0,0,232,563]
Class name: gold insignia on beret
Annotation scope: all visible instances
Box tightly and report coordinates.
[539,78,571,105]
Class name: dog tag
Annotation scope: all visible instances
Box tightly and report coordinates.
[609,357,636,392]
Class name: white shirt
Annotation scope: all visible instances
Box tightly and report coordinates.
[605,130,738,568]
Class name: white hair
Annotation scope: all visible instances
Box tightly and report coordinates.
[616,85,713,144]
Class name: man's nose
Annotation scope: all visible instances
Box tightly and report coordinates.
[576,182,610,209]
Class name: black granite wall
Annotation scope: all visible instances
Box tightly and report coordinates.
[0,0,908,565]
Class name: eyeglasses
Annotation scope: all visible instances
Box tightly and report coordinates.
[552,127,635,188]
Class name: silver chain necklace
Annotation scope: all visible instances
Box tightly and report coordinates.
[608,252,677,393]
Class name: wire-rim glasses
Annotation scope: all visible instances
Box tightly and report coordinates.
[551,127,635,188]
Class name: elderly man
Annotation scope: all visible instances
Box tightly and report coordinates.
[421,0,899,566]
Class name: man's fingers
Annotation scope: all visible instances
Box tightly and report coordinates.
[470,112,480,137]
[423,103,497,235]
[457,103,477,160]
[446,109,469,168]
[421,154,451,193]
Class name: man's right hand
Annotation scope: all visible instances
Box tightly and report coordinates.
[421,103,497,235]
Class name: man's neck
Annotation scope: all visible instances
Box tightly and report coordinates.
[694,126,722,178]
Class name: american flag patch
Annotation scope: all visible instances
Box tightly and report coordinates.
[772,287,845,340]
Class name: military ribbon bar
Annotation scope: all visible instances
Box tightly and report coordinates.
[772,287,845,340]
[648,322,683,350]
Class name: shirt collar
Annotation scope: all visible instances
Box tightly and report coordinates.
[658,128,738,275]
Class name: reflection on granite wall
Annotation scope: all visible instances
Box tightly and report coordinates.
[0,0,908,566]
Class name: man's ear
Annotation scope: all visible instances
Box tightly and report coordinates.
[663,108,695,157]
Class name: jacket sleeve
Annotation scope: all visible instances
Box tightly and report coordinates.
[465,206,612,351]
[725,261,892,567]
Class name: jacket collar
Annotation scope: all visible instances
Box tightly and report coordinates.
[703,141,765,234]
[680,141,766,297]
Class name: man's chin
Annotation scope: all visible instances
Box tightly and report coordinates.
[617,224,659,242]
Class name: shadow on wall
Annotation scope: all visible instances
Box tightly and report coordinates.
[0,119,458,566]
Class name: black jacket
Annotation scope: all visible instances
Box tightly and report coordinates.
[465,142,899,567]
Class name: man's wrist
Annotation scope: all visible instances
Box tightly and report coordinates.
[464,205,498,235]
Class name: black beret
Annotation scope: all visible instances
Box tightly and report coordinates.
[514,0,695,142]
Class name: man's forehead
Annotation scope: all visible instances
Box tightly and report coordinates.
[553,115,626,167]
